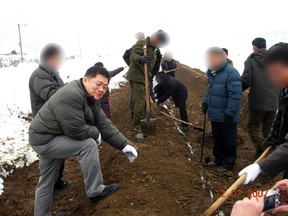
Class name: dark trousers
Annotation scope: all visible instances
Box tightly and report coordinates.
[211,122,237,170]
[176,101,188,127]
[247,111,276,157]
[55,160,65,186]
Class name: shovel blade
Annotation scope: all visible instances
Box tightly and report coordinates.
[140,117,157,135]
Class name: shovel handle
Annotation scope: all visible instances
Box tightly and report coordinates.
[143,45,150,116]
[159,111,203,130]
[201,146,273,216]
[164,68,179,73]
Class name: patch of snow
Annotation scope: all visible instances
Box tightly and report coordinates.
[210,190,214,199]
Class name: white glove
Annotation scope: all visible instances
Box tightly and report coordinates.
[238,164,261,185]
[96,133,101,146]
[122,144,138,162]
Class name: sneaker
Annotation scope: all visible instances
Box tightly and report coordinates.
[206,161,218,168]
[54,180,71,190]
[135,133,144,142]
[216,166,229,173]
[180,126,189,132]
[89,183,118,203]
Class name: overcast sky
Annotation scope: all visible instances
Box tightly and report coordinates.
[1,0,288,70]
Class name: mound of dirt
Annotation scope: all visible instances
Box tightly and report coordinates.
[0,65,282,216]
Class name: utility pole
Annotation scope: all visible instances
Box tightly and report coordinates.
[17,24,26,62]
[78,38,82,59]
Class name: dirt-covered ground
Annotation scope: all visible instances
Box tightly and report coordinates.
[0,65,282,216]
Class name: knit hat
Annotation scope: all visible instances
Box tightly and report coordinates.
[252,37,266,49]
[264,42,288,66]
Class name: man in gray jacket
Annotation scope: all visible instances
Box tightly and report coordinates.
[30,66,138,216]
[241,38,279,158]
[29,44,69,194]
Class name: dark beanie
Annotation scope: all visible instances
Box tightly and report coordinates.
[252,37,266,49]
[94,62,104,67]
[264,42,288,66]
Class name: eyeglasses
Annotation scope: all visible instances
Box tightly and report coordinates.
[91,80,108,91]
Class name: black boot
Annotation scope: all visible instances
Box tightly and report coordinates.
[89,183,118,203]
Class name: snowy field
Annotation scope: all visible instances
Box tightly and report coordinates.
[0,57,128,192]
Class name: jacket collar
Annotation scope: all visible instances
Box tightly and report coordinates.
[39,63,58,77]
[78,79,96,106]
[146,37,156,49]
[207,61,228,76]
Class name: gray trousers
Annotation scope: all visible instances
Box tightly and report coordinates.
[32,136,105,216]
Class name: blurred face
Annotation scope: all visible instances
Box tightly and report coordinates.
[46,54,64,70]
[82,74,109,100]
[266,62,288,88]
[205,53,225,71]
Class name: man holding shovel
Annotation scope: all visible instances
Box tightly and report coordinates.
[126,30,169,138]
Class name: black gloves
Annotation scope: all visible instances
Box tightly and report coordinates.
[140,56,150,64]
[202,103,208,114]
[224,114,234,127]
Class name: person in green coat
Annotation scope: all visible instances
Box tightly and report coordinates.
[29,66,138,216]
[222,48,234,66]
[126,30,170,132]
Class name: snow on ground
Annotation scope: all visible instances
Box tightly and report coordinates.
[0,57,128,193]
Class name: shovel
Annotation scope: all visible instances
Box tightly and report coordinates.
[163,68,179,74]
[159,111,203,132]
[140,45,157,135]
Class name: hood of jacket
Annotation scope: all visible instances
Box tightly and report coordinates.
[248,49,266,68]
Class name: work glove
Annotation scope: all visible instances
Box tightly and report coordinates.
[0,177,4,195]
[122,144,138,162]
[224,114,234,127]
[238,164,262,185]
[202,103,208,114]
[139,56,150,64]
[95,133,101,146]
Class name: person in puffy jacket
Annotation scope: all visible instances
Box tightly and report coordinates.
[202,47,242,172]
[29,66,138,216]
[94,62,126,118]
[28,43,70,195]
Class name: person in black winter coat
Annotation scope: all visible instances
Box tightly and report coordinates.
[94,62,126,118]
[29,43,70,196]
[154,72,189,132]
[241,37,280,158]
[161,52,178,77]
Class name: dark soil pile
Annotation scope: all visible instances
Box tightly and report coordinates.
[0,65,282,216]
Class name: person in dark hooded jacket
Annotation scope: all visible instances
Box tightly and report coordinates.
[238,43,288,185]
[154,72,189,132]
[241,37,280,158]
[94,62,126,118]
